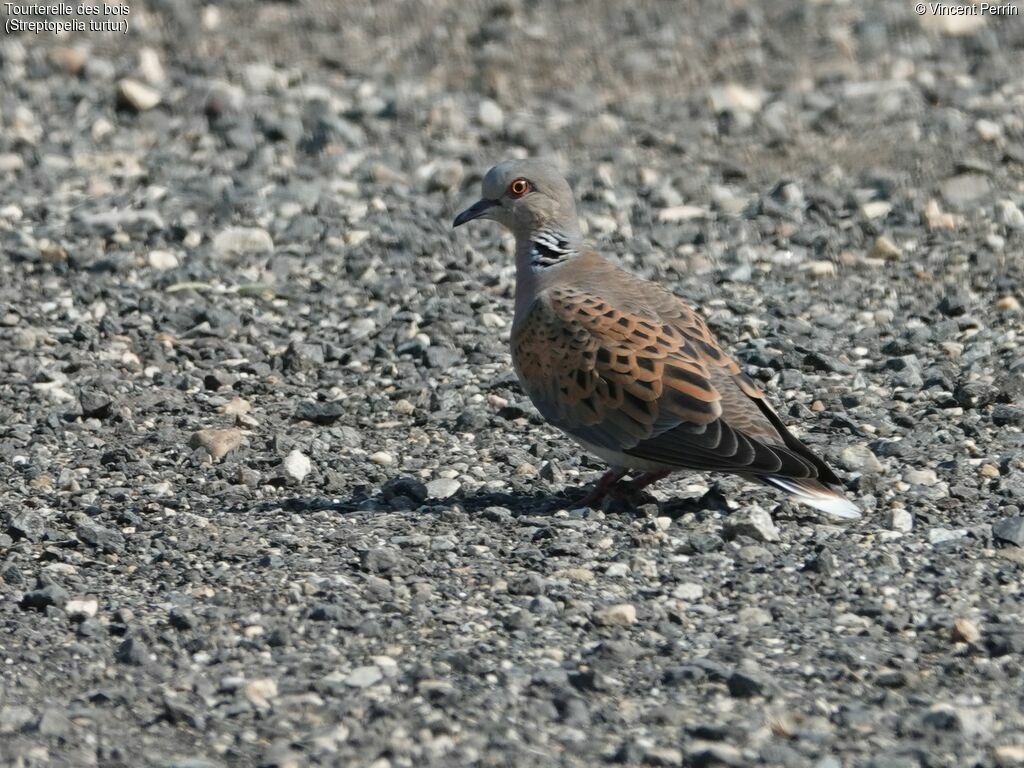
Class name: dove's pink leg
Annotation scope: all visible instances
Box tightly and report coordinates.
[615,470,671,498]
[577,467,628,508]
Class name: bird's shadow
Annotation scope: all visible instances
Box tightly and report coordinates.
[238,487,578,518]
[232,482,732,522]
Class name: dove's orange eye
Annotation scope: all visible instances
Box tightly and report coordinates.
[509,178,530,197]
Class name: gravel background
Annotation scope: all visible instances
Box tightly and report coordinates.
[2,1,1024,766]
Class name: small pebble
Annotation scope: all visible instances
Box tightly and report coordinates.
[220,397,252,416]
[886,508,914,533]
[869,235,902,260]
[212,227,274,256]
[725,506,779,543]
[952,618,982,643]
[369,451,394,467]
[65,598,99,620]
[117,78,161,111]
[190,428,244,461]
[594,604,637,627]
[672,582,704,601]
[426,478,460,500]
[345,665,383,688]
[147,250,179,271]
[904,468,938,486]
[243,678,278,708]
[283,450,311,482]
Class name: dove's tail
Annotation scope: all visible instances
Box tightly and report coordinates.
[756,475,861,521]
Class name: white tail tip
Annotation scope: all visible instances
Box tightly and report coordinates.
[760,476,862,521]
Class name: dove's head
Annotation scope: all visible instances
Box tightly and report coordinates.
[453,160,581,247]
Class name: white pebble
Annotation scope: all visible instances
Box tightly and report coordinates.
[886,508,913,533]
[147,250,179,271]
[594,603,637,627]
[478,99,504,130]
[283,449,312,482]
[604,562,630,577]
[804,260,837,277]
[479,312,506,329]
[344,665,383,688]
[975,118,1002,142]
[426,478,460,499]
[116,78,161,111]
[369,451,394,467]
[243,678,278,708]
[673,582,704,601]
[65,598,98,620]
[138,47,165,86]
[904,468,938,486]
[212,227,273,256]
[861,201,892,219]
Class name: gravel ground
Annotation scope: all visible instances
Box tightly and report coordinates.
[2,1,1024,766]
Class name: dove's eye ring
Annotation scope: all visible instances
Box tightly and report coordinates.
[509,178,530,197]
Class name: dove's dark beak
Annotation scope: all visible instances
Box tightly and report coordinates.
[453,199,498,228]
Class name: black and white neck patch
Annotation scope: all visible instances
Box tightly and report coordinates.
[529,229,577,269]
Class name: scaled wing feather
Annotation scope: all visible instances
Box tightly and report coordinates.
[512,281,828,479]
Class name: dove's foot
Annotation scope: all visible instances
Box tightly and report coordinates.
[598,468,671,512]
[576,467,628,508]
[616,470,671,497]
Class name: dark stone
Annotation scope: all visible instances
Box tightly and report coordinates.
[1001,472,1024,500]
[661,666,713,686]
[992,405,1024,427]
[169,608,197,630]
[309,604,345,622]
[589,639,645,664]
[503,610,534,631]
[985,628,1024,657]
[921,708,961,731]
[803,351,851,373]
[884,355,920,372]
[381,476,428,503]
[727,669,774,698]
[508,571,545,596]
[481,506,513,523]
[162,695,204,729]
[688,533,725,554]
[778,369,804,388]
[3,509,45,541]
[20,584,69,612]
[258,113,304,144]
[805,549,837,576]
[360,548,408,575]
[685,723,732,741]
[76,521,126,553]
[954,381,998,409]
[424,346,460,369]
[672,658,732,682]
[875,670,908,688]
[685,744,745,767]
[282,341,325,373]
[568,669,616,693]
[455,409,488,431]
[79,389,113,419]
[203,371,235,390]
[294,400,345,424]
[993,517,1024,547]
[116,637,151,666]
[937,293,968,317]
